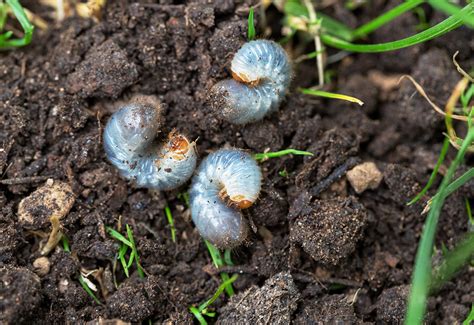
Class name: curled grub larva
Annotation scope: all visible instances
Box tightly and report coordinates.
[189,148,262,248]
[103,97,197,190]
[210,40,291,125]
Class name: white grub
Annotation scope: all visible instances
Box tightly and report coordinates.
[189,148,262,248]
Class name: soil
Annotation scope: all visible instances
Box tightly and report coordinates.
[1,0,473,324]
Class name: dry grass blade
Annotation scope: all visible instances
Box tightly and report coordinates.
[444,78,470,149]
[40,215,63,255]
[399,75,468,122]
[452,51,474,82]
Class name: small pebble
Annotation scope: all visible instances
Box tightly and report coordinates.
[346,162,383,194]
[32,257,51,276]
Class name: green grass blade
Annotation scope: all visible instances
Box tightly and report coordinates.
[224,249,234,266]
[190,306,208,325]
[428,0,474,28]
[1,0,34,48]
[79,275,102,305]
[204,240,223,268]
[219,273,235,296]
[284,0,354,41]
[204,240,234,296]
[127,249,136,268]
[0,30,13,42]
[321,4,472,53]
[430,232,474,292]
[353,0,425,38]
[61,235,71,253]
[318,13,354,41]
[164,205,177,242]
[464,305,474,325]
[248,7,255,40]
[424,168,474,212]
[178,192,190,207]
[408,137,450,205]
[126,225,145,278]
[0,3,8,30]
[466,199,474,226]
[254,149,313,161]
[438,168,474,200]
[406,124,474,324]
[300,87,364,105]
[118,243,130,277]
[106,227,133,247]
[198,274,238,312]
[460,85,474,113]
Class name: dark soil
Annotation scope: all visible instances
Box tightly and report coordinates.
[1,0,473,324]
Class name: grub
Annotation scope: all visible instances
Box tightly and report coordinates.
[0,1,472,323]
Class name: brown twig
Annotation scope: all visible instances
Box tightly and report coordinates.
[0,175,51,185]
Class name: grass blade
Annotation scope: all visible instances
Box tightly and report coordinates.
[430,232,474,292]
[318,13,354,41]
[353,0,425,38]
[118,244,130,277]
[204,240,234,296]
[79,275,102,305]
[164,205,177,242]
[321,4,472,53]
[0,3,8,29]
[61,235,71,253]
[466,199,474,227]
[190,306,208,325]
[406,122,474,324]
[408,137,450,205]
[224,249,234,266]
[428,0,474,28]
[198,274,238,312]
[1,0,34,48]
[254,149,313,162]
[248,7,255,40]
[300,87,364,105]
[106,227,133,247]
[432,168,474,203]
[126,225,145,278]
[204,240,223,268]
[464,305,474,325]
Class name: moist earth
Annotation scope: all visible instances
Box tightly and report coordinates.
[1,0,473,324]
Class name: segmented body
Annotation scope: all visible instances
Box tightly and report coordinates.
[211,40,291,124]
[103,102,197,190]
[189,149,262,248]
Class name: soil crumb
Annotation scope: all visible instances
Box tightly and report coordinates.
[290,196,367,265]
[294,293,358,324]
[1,265,42,324]
[218,272,300,324]
[376,285,410,323]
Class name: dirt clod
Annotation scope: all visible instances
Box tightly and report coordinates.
[66,40,139,98]
[106,276,166,322]
[293,294,358,324]
[383,164,421,205]
[290,196,367,265]
[0,265,42,324]
[218,272,300,324]
[17,180,75,229]
[376,285,409,323]
[346,162,383,194]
